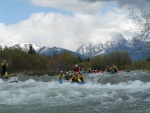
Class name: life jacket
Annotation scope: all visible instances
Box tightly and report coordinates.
[77,74,84,82]
[73,67,80,73]
[58,74,64,80]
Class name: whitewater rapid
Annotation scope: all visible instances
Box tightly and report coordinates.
[0,70,150,113]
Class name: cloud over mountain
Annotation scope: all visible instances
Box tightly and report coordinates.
[0,0,148,51]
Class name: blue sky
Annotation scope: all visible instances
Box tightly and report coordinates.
[0,0,72,25]
[0,0,34,24]
[0,0,119,25]
[0,0,148,51]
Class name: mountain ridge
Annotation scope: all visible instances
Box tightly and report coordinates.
[10,43,86,59]
[8,37,149,61]
[76,37,149,61]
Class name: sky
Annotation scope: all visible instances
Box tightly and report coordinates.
[0,0,149,51]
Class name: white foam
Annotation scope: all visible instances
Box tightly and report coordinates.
[0,70,149,106]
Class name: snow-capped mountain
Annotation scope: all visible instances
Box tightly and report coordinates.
[76,37,149,61]
[76,38,130,57]
[10,43,40,52]
[10,43,86,59]
[38,46,86,58]
[9,35,149,61]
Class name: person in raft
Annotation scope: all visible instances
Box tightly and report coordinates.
[58,71,65,83]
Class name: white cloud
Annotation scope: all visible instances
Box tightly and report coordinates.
[29,0,149,13]
[28,0,104,14]
[0,0,140,51]
[0,10,134,51]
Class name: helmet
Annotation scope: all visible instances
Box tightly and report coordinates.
[66,72,68,74]
[60,71,63,73]
[75,64,78,67]
[3,60,6,63]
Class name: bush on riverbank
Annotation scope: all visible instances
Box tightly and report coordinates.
[0,47,149,76]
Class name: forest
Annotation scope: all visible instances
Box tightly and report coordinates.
[0,46,149,76]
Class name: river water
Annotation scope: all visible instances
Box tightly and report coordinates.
[0,70,150,113]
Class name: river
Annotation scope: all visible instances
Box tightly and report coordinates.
[0,70,150,113]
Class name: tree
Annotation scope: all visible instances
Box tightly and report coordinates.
[28,44,36,54]
[128,0,150,57]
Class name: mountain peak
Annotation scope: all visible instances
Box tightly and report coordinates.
[76,37,149,61]
[10,43,41,52]
[110,33,126,42]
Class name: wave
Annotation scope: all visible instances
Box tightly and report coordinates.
[0,70,149,113]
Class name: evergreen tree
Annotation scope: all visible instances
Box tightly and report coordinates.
[28,44,36,54]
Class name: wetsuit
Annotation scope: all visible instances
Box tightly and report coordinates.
[1,62,7,77]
